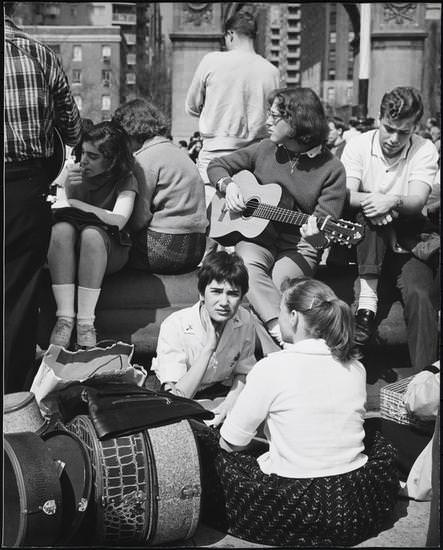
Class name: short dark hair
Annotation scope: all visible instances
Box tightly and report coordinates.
[268,87,329,147]
[379,87,424,124]
[112,98,170,143]
[197,251,249,297]
[348,117,359,128]
[328,116,347,133]
[82,121,134,179]
[72,118,95,163]
[224,11,257,39]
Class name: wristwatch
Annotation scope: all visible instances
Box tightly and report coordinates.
[216,176,233,195]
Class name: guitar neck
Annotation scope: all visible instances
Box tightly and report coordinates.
[252,203,326,228]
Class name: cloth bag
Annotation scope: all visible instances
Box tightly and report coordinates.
[30,342,146,409]
[401,439,433,501]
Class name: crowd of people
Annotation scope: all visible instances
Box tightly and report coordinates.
[4,3,440,546]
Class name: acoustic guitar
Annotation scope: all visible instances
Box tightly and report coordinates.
[209,170,364,248]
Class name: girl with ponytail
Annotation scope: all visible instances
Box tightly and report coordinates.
[196,273,399,547]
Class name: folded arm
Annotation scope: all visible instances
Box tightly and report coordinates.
[69,190,136,230]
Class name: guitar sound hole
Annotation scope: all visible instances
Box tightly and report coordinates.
[243,198,259,218]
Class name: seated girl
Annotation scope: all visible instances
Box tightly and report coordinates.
[195,276,399,547]
[112,99,208,274]
[48,121,138,349]
[152,251,256,427]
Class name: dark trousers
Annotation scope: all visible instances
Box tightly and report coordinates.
[5,160,52,393]
[355,213,439,372]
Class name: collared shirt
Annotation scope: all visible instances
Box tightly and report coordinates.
[341,129,438,196]
[5,17,81,163]
[302,143,323,158]
[221,338,368,478]
[152,302,256,390]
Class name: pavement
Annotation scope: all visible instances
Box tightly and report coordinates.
[154,364,435,549]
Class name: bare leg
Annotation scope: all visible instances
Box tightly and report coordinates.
[78,227,108,288]
[47,222,77,283]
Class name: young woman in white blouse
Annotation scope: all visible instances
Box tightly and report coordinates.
[195,276,399,547]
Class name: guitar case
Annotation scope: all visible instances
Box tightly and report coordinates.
[3,432,63,547]
[42,429,93,545]
[67,415,201,546]
[3,391,48,435]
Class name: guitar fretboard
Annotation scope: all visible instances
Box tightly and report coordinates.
[251,202,327,229]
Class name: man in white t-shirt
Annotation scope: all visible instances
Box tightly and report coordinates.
[185,11,280,191]
[341,86,439,373]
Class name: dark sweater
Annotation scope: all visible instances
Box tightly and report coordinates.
[207,139,346,223]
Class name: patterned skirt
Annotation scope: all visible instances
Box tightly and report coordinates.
[193,425,399,547]
[129,229,206,274]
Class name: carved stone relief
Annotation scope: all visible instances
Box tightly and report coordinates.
[383,3,417,25]
[184,3,213,26]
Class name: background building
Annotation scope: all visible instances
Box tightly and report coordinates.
[23,25,121,122]
[11,2,441,133]
[300,3,355,120]
[14,2,167,119]
[264,3,301,87]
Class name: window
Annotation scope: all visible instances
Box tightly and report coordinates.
[329,6,336,27]
[347,63,354,80]
[346,86,353,103]
[329,32,336,44]
[348,31,355,42]
[102,69,111,86]
[328,49,336,64]
[74,95,82,111]
[102,45,111,62]
[328,69,336,80]
[101,95,111,111]
[93,5,105,16]
[72,69,81,83]
[327,87,336,103]
[124,33,136,45]
[126,72,136,85]
[72,45,82,62]
[126,53,136,65]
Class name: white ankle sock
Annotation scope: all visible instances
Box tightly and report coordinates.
[358,277,379,313]
[77,286,101,324]
[52,284,75,319]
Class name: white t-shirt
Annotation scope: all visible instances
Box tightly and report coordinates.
[220,339,368,478]
[341,129,439,195]
[185,50,280,151]
[152,302,256,390]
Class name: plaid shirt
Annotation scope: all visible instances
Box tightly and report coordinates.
[4,17,81,163]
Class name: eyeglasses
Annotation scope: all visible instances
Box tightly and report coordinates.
[267,110,284,123]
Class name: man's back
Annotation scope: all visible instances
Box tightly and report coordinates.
[4,17,80,162]
[185,50,279,151]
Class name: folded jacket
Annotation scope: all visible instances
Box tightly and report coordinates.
[42,381,214,439]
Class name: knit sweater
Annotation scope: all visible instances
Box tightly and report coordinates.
[207,139,347,230]
[130,137,208,235]
[221,339,368,478]
[185,50,280,151]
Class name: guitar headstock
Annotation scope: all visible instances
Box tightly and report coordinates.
[323,218,364,247]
